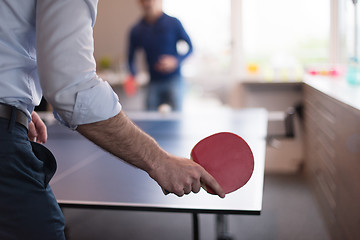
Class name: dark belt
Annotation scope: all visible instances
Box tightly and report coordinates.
[0,103,29,130]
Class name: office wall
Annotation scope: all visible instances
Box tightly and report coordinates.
[94,0,141,68]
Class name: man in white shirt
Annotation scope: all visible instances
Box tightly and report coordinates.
[0,1,224,239]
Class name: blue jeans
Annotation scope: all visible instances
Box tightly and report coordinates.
[0,117,65,239]
[146,75,185,111]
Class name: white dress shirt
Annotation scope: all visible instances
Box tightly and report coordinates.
[0,0,121,129]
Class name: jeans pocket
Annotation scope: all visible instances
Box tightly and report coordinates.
[31,142,57,187]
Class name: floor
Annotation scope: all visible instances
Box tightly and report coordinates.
[62,173,331,240]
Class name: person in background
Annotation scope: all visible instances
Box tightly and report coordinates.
[0,1,224,239]
[127,0,193,111]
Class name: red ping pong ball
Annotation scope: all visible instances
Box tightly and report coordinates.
[191,132,254,195]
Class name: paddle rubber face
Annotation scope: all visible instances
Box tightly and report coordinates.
[191,132,254,195]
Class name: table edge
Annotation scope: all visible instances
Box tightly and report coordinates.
[58,200,261,215]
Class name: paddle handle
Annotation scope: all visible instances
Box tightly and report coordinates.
[162,188,170,195]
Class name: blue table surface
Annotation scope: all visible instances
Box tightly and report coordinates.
[46,108,267,214]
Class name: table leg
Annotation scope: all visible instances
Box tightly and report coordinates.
[216,214,233,240]
[192,213,199,240]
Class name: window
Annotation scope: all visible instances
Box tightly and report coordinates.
[163,0,231,78]
[344,0,360,60]
[164,0,331,80]
[242,0,330,77]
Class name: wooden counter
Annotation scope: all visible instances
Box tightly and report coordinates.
[303,76,360,240]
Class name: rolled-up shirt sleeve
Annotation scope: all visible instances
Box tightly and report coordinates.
[36,0,121,129]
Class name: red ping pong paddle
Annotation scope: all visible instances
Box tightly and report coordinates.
[124,75,137,96]
[191,132,254,195]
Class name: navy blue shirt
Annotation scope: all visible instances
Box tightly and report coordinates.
[128,13,193,81]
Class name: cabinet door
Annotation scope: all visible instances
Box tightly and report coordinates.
[303,85,338,228]
[334,105,360,240]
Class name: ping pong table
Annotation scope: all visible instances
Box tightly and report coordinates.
[45,108,267,240]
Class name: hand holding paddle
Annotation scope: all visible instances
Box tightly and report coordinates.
[152,154,226,198]
[160,132,254,197]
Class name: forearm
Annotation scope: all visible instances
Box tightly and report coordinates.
[76,110,167,174]
[127,34,137,76]
[76,110,225,198]
[128,56,137,76]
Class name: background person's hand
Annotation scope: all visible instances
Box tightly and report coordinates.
[28,111,47,143]
[123,75,137,96]
[154,55,178,73]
